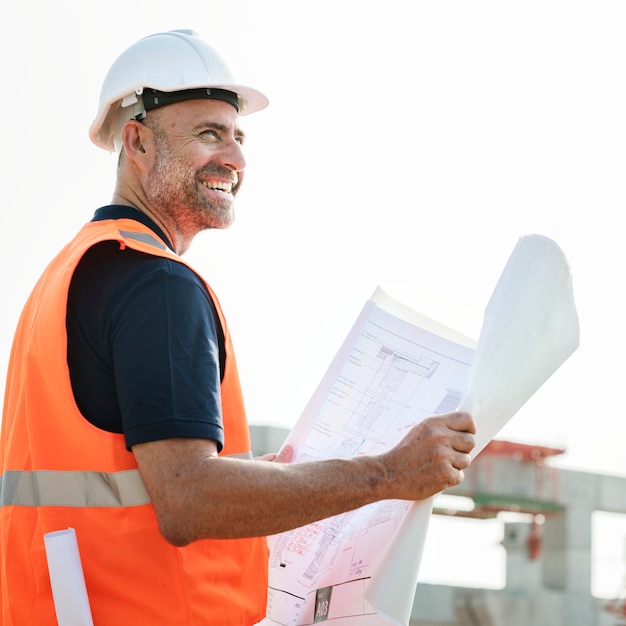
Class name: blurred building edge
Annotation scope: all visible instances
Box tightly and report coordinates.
[249,425,626,626]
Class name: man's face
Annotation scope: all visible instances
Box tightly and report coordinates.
[144,99,246,232]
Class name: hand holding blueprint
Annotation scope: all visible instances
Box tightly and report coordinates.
[258,234,579,626]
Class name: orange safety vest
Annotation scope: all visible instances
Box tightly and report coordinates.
[0,218,268,625]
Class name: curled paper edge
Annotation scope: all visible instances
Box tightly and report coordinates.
[366,234,580,625]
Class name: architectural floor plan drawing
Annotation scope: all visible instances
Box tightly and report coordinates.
[258,292,475,626]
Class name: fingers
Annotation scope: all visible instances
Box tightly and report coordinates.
[419,413,476,454]
[433,411,476,456]
[418,412,475,487]
[274,445,294,464]
[255,445,294,464]
[452,430,476,454]
[451,450,471,472]
[442,413,475,483]
[445,411,477,435]
[254,452,277,462]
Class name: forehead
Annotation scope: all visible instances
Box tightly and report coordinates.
[152,98,242,133]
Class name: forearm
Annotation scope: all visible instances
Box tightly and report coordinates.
[184,455,388,541]
[134,438,389,545]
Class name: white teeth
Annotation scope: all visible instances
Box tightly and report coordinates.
[201,180,234,193]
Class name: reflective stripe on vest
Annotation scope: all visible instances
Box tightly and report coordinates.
[0,452,252,508]
[119,229,168,250]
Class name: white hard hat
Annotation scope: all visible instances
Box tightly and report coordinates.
[89,29,269,152]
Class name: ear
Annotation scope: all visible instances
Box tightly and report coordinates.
[120,120,155,172]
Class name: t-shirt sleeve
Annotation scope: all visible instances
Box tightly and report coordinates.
[110,265,225,451]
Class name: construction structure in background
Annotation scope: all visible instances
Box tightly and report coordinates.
[250,426,626,626]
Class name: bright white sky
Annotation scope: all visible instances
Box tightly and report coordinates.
[2,0,626,598]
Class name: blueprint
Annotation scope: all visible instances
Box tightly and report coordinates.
[259,292,475,626]
[258,234,580,626]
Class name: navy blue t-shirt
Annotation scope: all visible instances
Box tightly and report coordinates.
[66,205,225,451]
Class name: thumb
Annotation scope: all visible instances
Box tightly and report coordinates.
[273,444,294,464]
[254,444,294,463]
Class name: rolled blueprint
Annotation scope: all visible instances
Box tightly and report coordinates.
[44,528,94,626]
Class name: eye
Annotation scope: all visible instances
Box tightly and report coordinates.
[200,129,219,141]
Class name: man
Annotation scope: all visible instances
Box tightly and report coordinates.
[0,30,476,625]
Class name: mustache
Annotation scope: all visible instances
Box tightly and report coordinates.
[197,164,238,185]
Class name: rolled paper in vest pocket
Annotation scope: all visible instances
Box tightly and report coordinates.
[43,528,94,626]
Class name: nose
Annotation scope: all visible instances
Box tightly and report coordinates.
[222,138,246,172]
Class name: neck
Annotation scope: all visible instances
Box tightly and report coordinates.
[110,187,194,255]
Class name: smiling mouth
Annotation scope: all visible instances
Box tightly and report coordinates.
[200,180,236,194]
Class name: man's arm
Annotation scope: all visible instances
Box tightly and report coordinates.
[132,411,476,546]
